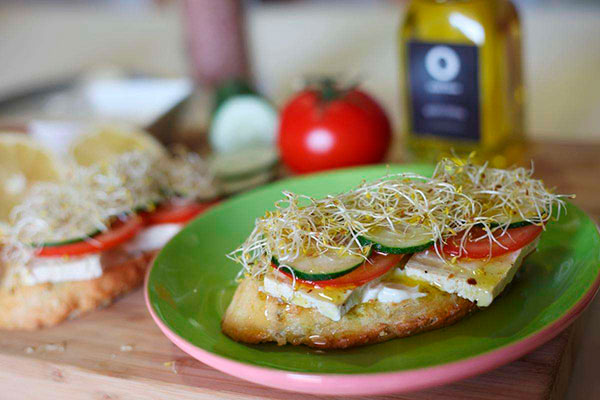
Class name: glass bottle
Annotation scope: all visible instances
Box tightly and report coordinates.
[399,0,524,167]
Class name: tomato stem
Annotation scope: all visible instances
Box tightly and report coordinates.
[319,77,340,102]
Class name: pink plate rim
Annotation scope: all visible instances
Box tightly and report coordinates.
[144,260,600,396]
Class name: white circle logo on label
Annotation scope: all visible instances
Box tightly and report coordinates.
[425,46,461,82]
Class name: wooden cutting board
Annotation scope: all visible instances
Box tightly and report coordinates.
[0,140,597,400]
[0,288,582,400]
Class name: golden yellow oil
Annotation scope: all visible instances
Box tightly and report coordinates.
[400,0,525,168]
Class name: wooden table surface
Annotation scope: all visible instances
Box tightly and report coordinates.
[0,140,598,400]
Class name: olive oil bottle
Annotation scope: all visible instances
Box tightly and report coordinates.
[400,0,524,167]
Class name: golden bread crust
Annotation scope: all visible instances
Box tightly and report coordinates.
[222,278,476,349]
[0,250,157,330]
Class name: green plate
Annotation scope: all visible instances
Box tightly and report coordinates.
[146,164,600,395]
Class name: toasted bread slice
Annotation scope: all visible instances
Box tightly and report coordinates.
[222,277,476,349]
[0,249,157,330]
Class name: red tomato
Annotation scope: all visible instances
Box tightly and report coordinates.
[276,252,404,288]
[278,80,392,174]
[37,215,143,258]
[441,224,543,259]
[143,199,217,225]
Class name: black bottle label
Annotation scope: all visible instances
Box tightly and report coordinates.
[407,41,480,141]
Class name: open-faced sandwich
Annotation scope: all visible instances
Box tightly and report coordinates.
[222,157,569,348]
[0,127,217,329]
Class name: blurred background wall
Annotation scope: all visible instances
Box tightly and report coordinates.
[0,0,599,140]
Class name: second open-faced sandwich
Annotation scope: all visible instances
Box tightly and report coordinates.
[0,127,217,329]
[222,157,569,348]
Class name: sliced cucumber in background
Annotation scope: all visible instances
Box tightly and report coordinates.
[36,210,140,248]
[134,200,160,213]
[211,146,278,181]
[358,226,434,254]
[272,249,368,281]
[36,229,102,248]
[209,95,278,154]
[220,170,274,195]
[211,146,278,195]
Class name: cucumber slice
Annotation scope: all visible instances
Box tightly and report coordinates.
[272,249,368,281]
[134,200,160,213]
[36,230,102,248]
[358,226,434,254]
[220,169,274,195]
[487,212,547,229]
[34,211,136,248]
[484,206,548,229]
[211,146,278,182]
[491,220,534,229]
[511,220,539,228]
[209,95,278,154]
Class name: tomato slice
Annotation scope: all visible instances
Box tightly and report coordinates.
[441,224,543,259]
[143,200,217,225]
[36,215,143,258]
[277,252,404,288]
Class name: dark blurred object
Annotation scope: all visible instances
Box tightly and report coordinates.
[212,78,256,115]
[183,0,250,87]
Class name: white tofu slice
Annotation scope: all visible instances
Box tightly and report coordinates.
[362,280,426,304]
[403,238,539,307]
[3,223,183,288]
[124,223,183,253]
[263,269,426,321]
[22,253,104,286]
[263,271,358,321]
